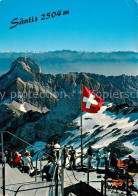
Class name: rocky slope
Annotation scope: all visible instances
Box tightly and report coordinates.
[0,57,137,154]
[22,102,138,162]
[0,57,57,114]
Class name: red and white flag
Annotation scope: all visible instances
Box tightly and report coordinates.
[82,85,104,113]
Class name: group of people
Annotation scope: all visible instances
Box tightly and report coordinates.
[43,142,76,181]
[87,146,137,172]
[87,146,111,171]
[1,143,137,182]
[110,153,137,171]
[45,143,137,175]
[45,142,76,169]
[0,147,34,175]
[45,141,61,160]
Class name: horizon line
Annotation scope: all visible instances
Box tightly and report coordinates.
[0,49,138,53]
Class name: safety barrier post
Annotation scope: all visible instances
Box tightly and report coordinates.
[80,180,82,196]
[104,176,107,196]
[87,156,89,185]
[1,132,5,196]
[61,149,64,196]
[127,176,129,196]
[101,180,103,195]
[40,156,42,178]
[55,164,59,196]
[35,158,37,182]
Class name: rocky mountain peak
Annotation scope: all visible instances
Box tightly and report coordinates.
[11,57,41,74]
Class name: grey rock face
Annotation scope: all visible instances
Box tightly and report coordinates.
[0,57,137,151]
[0,58,57,113]
[11,57,41,74]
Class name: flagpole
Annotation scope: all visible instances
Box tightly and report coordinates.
[80,81,83,168]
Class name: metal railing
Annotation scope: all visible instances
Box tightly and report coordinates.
[0,131,54,196]
[1,133,132,196]
[3,180,55,196]
[35,149,50,182]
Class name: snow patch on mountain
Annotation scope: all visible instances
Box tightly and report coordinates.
[20,103,27,113]
[9,100,47,113]
[61,102,138,158]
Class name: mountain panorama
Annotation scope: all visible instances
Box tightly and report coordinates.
[0,50,138,76]
[0,57,137,159]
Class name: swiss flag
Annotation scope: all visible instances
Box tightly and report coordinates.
[82,85,104,113]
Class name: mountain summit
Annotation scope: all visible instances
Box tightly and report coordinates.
[0,57,42,92]
[11,57,41,74]
[0,57,57,116]
[0,57,137,156]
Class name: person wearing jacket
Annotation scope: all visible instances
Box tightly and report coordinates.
[62,145,68,167]
[87,146,93,168]
[22,151,32,174]
[69,146,76,169]
[54,141,60,159]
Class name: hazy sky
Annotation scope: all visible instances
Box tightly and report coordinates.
[0,0,137,52]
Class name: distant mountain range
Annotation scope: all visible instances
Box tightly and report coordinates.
[0,57,137,156]
[0,50,138,75]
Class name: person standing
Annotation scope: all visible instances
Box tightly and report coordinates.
[127,155,137,171]
[22,152,32,174]
[87,146,93,168]
[104,149,110,170]
[13,151,23,168]
[22,147,29,156]
[110,153,118,169]
[50,150,57,174]
[69,146,76,169]
[96,150,100,171]
[45,144,51,156]
[50,142,54,157]
[8,152,14,167]
[54,141,60,159]
[62,145,68,167]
